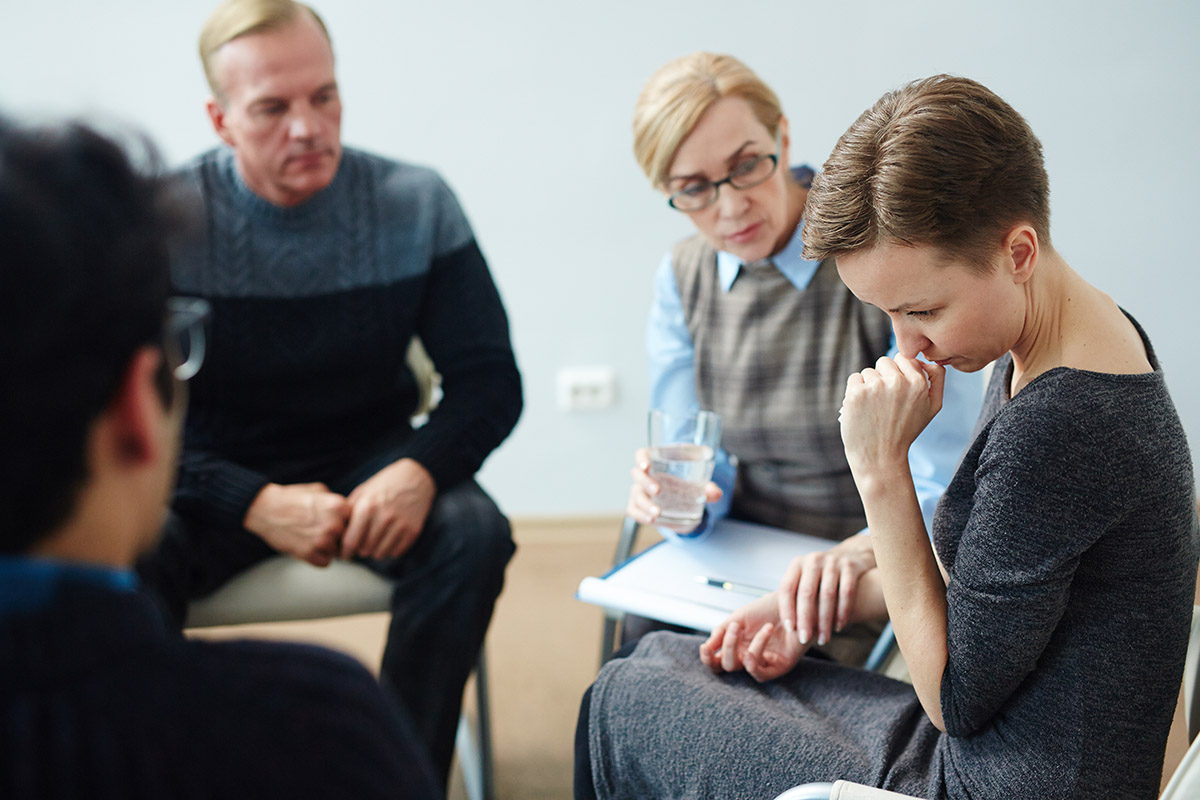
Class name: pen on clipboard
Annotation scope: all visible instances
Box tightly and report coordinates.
[695,575,772,596]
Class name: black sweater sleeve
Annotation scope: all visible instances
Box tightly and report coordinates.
[172,448,271,532]
[400,238,522,489]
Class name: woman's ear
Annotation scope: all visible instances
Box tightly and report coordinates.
[1003,224,1039,285]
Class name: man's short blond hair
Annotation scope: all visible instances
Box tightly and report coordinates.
[632,52,783,190]
[199,0,331,100]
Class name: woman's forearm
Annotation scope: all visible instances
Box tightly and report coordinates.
[855,463,949,731]
[846,566,888,625]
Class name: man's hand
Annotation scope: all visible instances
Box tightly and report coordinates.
[243,482,351,567]
[341,458,437,560]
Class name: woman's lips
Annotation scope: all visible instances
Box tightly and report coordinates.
[726,221,764,244]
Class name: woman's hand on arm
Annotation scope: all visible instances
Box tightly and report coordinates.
[841,356,950,731]
[776,533,878,647]
[625,447,722,533]
[700,568,889,684]
[699,592,810,682]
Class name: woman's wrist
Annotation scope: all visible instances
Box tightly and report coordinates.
[849,459,913,503]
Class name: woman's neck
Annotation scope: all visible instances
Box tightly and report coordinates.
[1010,251,1069,389]
[769,177,808,258]
[1009,251,1149,393]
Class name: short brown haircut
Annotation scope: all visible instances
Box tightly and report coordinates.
[633,53,783,190]
[199,0,331,100]
[802,75,1050,269]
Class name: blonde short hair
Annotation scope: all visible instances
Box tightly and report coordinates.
[632,52,783,190]
[199,0,331,100]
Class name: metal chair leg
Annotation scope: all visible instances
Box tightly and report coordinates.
[599,518,642,667]
[476,646,494,800]
[863,621,897,673]
[456,647,494,800]
[612,516,641,566]
[600,612,621,665]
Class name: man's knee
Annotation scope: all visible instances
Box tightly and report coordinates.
[428,481,515,572]
[371,480,513,585]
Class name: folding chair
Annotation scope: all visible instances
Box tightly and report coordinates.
[183,339,495,800]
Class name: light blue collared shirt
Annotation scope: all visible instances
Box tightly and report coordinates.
[0,556,138,619]
[646,217,983,543]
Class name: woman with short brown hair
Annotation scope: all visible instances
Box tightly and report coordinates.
[579,74,1197,800]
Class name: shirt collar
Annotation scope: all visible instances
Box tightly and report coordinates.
[0,556,137,618]
[715,217,822,293]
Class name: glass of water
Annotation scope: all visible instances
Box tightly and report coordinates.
[648,409,721,528]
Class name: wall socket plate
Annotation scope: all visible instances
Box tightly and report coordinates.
[556,366,618,411]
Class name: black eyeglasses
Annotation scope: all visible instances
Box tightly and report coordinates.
[667,132,782,212]
[165,297,211,381]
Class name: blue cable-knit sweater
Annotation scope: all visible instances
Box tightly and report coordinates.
[167,146,522,530]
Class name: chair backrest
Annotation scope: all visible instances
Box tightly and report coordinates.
[407,337,441,419]
[1185,604,1200,739]
[1162,719,1200,800]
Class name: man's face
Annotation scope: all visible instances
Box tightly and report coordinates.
[206,12,342,207]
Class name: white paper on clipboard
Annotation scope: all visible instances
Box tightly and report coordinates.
[576,518,831,631]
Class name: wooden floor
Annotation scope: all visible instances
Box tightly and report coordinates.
[190,516,638,800]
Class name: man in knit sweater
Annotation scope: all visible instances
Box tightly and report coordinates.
[134,1,523,788]
[0,116,438,798]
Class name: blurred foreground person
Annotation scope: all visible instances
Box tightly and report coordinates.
[0,116,437,799]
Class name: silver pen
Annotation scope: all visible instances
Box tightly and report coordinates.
[695,575,771,596]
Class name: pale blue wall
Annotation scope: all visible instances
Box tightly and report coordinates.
[4,0,1197,515]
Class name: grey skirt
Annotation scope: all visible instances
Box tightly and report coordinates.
[586,632,946,800]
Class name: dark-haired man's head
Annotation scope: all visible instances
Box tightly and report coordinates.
[0,117,187,563]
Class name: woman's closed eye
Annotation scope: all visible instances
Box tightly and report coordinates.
[678,182,712,198]
[730,155,766,178]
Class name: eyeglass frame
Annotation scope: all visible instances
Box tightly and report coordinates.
[666,131,783,212]
[165,296,211,381]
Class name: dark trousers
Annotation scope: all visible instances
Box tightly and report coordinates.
[138,465,514,792]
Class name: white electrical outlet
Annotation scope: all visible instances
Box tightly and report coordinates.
[557,366,618,411]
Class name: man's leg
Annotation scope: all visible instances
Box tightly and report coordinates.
[363,479,515,788]
[135,510,276,627]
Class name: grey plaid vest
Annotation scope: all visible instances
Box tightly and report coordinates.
[672,235,893,540]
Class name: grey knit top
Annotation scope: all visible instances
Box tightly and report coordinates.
[584,317,1197,800]
[932,319,1197,798]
